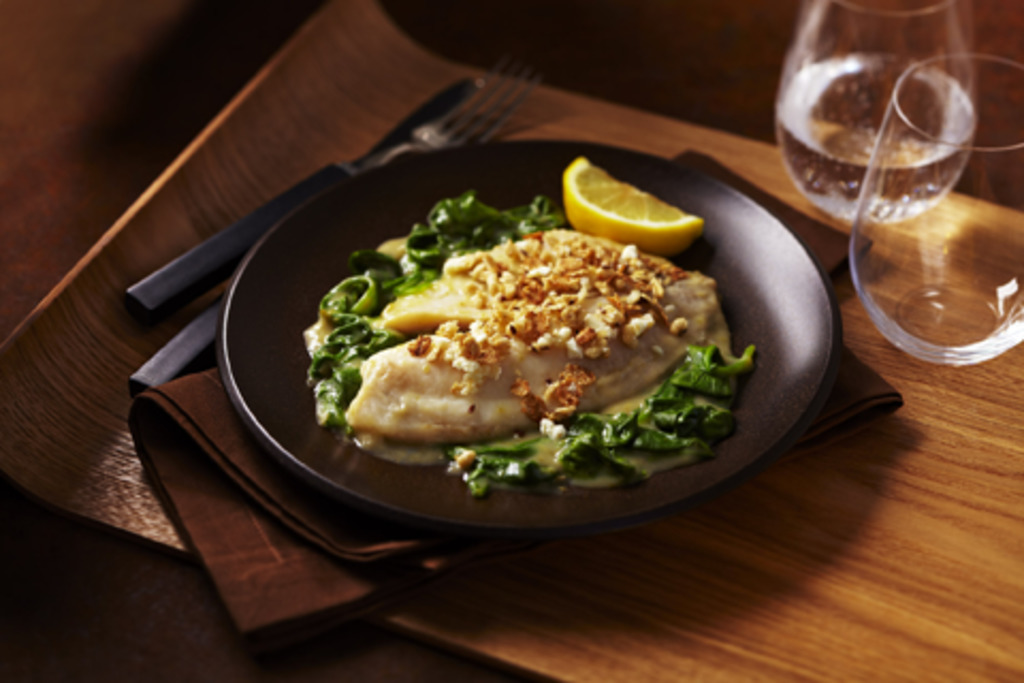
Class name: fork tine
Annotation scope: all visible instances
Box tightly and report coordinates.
[444,59,538,145]
[440,64,513,137]
[474,68,541,143]
[433,56,513,130]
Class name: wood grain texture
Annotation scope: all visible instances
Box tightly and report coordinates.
[1,0,1023,679]
[0,0,482,549]
[0,0,327,343]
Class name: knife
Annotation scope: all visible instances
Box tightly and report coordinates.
[124,77,480,326]
[129,297,221,397]
[127,78,482,396]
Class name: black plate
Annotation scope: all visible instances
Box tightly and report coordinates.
[218,141,841,538]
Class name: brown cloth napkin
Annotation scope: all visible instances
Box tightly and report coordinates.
[129,152,901,654]
[130,375,536,653]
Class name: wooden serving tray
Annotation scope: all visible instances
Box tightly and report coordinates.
[3,1,1022,680]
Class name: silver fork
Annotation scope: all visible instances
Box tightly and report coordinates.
[128,60,541,395]
[359,58,541,170]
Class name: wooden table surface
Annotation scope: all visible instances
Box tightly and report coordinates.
[2,0,1023,680]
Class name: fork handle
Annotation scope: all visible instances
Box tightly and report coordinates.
[125,163,353,325]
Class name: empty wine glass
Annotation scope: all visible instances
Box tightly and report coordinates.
[775,0,971,222]
[849,53,1024,365]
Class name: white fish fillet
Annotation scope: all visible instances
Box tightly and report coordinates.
[343,230,730,444]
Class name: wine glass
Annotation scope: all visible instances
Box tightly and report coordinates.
[775,0,971,222]
[849,53,1024,365]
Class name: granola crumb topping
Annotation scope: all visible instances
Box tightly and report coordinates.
[405,229,690,420]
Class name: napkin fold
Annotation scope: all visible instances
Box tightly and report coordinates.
[131,371,538,652]
[129,152,902,653]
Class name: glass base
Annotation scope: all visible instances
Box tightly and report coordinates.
[895,285,999,348]
[860,286,1024,366]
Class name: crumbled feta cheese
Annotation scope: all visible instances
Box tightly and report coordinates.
[540,418,566,440]
[453,356,480,375]
[469,321,489,342]
[622,313,656,348]
[632,312,655,334]
[584,313,613,344]
[566,337,583,359]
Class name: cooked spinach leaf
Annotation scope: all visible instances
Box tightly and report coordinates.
[465,457,560,498]
[447,440,560,498]
[400,191,564,288]
[556,432,646,482]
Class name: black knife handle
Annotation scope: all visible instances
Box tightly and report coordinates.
[125,163,353,325]
[128,298,221,396]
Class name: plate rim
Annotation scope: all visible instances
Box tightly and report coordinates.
[217,139,843,538]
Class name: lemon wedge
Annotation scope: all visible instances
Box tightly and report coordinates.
[562,156,704,256]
